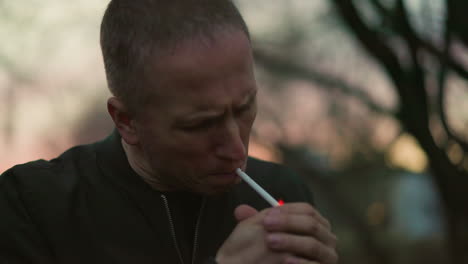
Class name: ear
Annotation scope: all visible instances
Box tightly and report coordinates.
[107,97,139,145]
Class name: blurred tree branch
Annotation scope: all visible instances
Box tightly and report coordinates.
[437,1,468,156]
[0,55,31,145]
[368,0,468,83]
[253,47,395,116]
[279,144,394,264]
[253,39,400,264]
[331,0,468,263]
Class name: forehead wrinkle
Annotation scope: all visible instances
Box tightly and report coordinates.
[152,66,255,115]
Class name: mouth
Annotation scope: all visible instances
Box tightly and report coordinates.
[210,171,237,178]
[207,162,246,184]
[208,170,241,186]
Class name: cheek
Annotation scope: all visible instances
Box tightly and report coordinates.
[239,110,257,141]
[166,133,214,160]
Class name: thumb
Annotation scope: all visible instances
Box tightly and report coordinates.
[234,204,258,222]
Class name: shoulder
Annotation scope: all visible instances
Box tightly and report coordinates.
[0,145,98,263]
[0,143,98,203]
[1,159,63,194]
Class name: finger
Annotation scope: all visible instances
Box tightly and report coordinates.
[282,255,320,264]
[266,233,339,264]
[275,203,331,229]
[234,204,259,222]
[263,213,337,247]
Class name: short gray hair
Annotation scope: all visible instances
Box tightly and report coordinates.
[100,0,250,115]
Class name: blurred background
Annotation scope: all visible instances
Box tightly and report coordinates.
[1,0,467,263]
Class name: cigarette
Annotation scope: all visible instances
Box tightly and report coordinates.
[235,168,280,207]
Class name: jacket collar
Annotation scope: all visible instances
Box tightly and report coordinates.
[93,130,243,261]
[93,129,159,200]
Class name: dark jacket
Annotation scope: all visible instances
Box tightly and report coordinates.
[0,131,313,264]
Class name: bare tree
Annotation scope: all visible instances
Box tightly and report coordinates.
[330,0,468,263]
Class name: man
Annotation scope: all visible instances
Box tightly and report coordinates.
[0,0,338,263]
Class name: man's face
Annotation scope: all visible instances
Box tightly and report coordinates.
[133,30,257,194]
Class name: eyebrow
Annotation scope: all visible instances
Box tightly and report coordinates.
[178,90,257,122]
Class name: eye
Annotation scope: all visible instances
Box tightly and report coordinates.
[235,98,255,115]
[181,118,219,132]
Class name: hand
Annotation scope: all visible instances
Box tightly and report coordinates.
[216,205,293,264]
[262,203,338,264]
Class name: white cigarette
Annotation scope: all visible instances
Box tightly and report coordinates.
[235,168,279,207]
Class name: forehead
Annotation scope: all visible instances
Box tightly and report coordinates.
[144,29,256,113]
[156,29,252,82]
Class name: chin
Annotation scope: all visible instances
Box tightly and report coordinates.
[198,178,241,196]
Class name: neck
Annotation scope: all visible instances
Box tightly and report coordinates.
[121,138,174,192]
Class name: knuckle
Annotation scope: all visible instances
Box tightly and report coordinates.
[280,234,290,248]
[306,239,320,254]
[310,240,333,263]
[280,214,290,227]
[317,244,339,264]
[301,203,316,215]
[329,234,338,247]
[281,254,297,264]
[327,250,339,264]
[269,233,288,250]
[308,221,319,235]
[330,251,340,264]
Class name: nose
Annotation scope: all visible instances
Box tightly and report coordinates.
[215,118,246,162]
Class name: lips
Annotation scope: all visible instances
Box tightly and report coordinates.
[208,170,240,185]
[211,162,245,175]
[208,163,246,181]
[213,172,237,178]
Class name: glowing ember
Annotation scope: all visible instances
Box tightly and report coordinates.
[278,199,284,206]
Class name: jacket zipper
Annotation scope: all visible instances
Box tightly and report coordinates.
[161,194,206,264]
[191,197,206,264]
